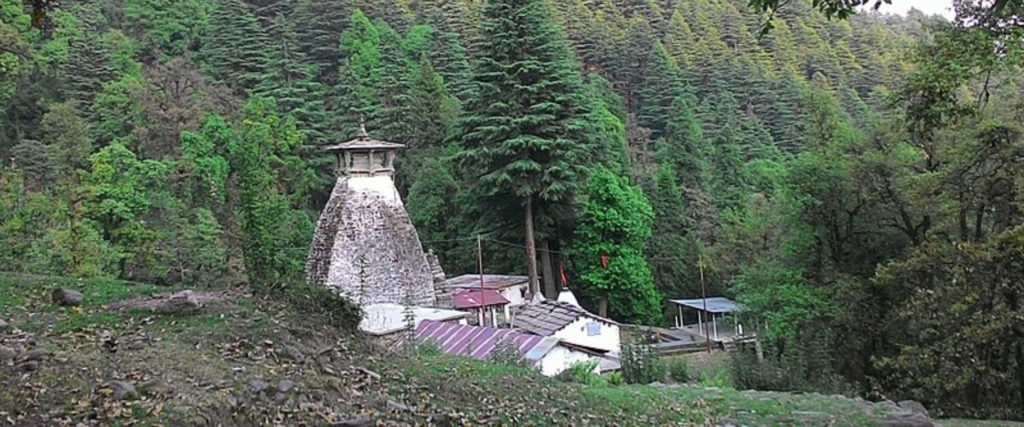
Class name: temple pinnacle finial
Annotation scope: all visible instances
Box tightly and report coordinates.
[357,116,369,140]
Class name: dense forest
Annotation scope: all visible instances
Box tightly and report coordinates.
[2,0,1023,420]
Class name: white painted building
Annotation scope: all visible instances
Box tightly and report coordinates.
[512,296,621,357]
[359,303,469,337]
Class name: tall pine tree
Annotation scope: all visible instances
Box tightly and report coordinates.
[455,0,591,295]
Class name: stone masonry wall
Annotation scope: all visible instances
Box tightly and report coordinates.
[305,176,435,307]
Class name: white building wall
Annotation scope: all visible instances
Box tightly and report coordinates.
[552,316,621,355]
[500,285,527,307]
[538,346,602,377]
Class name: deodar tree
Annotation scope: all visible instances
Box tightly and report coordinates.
[454,0,591,296]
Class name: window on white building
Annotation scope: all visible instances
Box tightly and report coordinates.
[586,322,601,336]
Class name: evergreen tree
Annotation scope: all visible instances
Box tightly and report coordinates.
[200,0,271,92]
[123,0,208,60]
[455,0,592,295]
[256,13,330,148]
[290,0,353,85]
[334,9,381,139]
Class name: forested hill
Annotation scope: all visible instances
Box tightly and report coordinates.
[3,0,1024,421]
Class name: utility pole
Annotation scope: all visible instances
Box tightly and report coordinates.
[699,254,711,353]
[477,234,485,326]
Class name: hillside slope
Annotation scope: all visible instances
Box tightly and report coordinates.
[1,276,1017,426]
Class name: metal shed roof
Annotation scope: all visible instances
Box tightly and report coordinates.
[416,320,560,363]
[669,297,740,314]
[444,274,529,290]
[452,289,510,309]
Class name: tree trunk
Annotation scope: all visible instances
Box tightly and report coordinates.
[599,295,608,317]
[524,198,540,296]
[540,240,556,298]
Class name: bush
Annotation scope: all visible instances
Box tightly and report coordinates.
[620,342,665,384]
[487,337,528,366]
[557,360,603,385]
[729,327,852,395]
[668,359,690,383]
[412,339,442,358]
[280,281,363,331]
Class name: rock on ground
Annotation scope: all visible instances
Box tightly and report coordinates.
[898,400,929,416]
[138,378,169,396]
[51,288,83,306]
[0,345,15,361]
[155,290,201,315]
[19,347,49,362]
[277,380,295,393]
[247,379,269,395]
[277,345,305,363]
[109,380,137,400]
[0,318,8,332]
[879,413,933,427]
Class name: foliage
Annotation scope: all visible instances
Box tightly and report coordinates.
[280,280,363,331]
[487,337,529,367]
[619,341,665,384]
[4,0,1024,419]
[556,360,603,386]
[729,326,853,396]
[569,167,662,324]
[668,358,690,383]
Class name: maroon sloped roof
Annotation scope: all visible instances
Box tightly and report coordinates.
[452,288,510,309]
[416,320,558,362]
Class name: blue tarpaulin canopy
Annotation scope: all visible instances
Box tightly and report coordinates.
[669,297,739,314]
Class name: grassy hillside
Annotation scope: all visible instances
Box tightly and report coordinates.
[0,276,1019,426]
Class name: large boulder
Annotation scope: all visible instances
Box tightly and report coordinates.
[897,400,928,416]
[52,288,83,306]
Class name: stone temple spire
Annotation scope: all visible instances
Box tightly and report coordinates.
[305,122,436,307]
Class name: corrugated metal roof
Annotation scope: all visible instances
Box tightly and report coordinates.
[513,300,618,336]
[452,289,510,309]
[669,297,739,313]
[416,320,560,363]
[445,274,529,290]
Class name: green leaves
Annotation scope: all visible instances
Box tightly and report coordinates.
[569,168,662,325]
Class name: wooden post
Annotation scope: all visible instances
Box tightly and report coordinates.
[699,255,712,353]
[477,234,485,324]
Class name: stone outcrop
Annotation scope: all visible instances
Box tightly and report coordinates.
[427,250,451,308]
[306,176,435,307]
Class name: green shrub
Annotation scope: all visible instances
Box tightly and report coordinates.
[281,281,363,331]
[620,342,665,384]
[557,360,603,385]
[668,359,690,383]
[487,337,529,367]
[413,340,442,358]
[729,326,851,395]
[606,371,624,386]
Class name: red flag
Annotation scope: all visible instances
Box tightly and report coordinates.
[559,265,569,287]
[600,254,608,269]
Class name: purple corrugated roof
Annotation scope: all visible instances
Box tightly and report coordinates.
[416,320,551,362]
[452,289,510,309]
